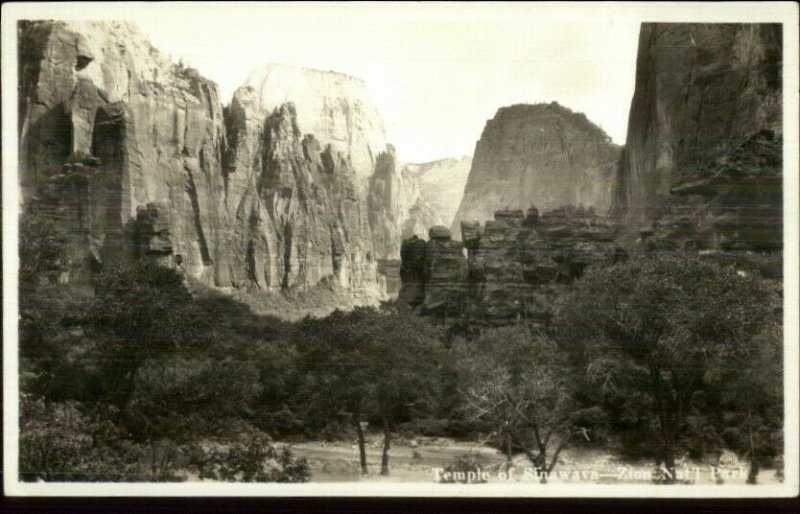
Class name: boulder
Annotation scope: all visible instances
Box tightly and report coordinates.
[428,225,452,241]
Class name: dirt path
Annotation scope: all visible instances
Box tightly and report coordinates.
[282,440,782,485]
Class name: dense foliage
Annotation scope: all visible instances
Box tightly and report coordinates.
[554,256,782,482]
[18,214,783,483]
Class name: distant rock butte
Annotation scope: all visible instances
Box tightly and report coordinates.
[451,103,621,239]
[231,64,388,180]
[401,156,472,239]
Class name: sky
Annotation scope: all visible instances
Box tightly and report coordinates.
[4,1,796,164]
[127,2,642,163]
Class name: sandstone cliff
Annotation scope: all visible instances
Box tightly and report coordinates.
[18,22,405,307]
[228,64,415,262]
[367,146,421,259]
[19,20,227,287]
[611,23,782,223]
[231,64,388,180]
[399,207,622,326]
[222,101,385,296]
[451,103,620,238]
[401,156,472,239]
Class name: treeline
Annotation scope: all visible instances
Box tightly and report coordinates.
[18,212,783,482]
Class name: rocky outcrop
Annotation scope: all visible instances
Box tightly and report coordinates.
[367,146,421,259]
[19,21,227,287]
[225,63,427,300]
[221,102,385,296]
[638,129,782,275]
[611,23,782,224]
[401,156,472,238]
[399,207,622,326]
[230,64,388,180]
[18,22,401,306]
[451,103,620,238]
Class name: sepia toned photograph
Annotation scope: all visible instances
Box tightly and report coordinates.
[2,1,798,497]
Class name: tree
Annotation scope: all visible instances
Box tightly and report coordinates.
[555,256,781,482]
[295,306,443,475]
[19,210,67,287]
[710,321,783,483]
[82,259,211,410]
[457,325,601,482]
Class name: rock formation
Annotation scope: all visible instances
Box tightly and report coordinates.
[638,129,783,275]
[367,146,421,259]
[19,21,227,287]
[374,156,472,296]
[222,101,385,296]
[608,23,783,280]
[451,103,621,238]
[230,64,388,180]
[611,23,782,224]
[227,65,415,279]
[401,156,472,238]
[399,207,622,326]
[18,22,417,307]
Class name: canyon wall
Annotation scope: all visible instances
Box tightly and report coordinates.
[611,23,782,225]
[451,103,621,239]
[18,22,417,306]
[19,20,228,287]
[401,156,472,239]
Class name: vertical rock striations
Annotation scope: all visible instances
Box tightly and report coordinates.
[401,156,472,238]
[222,101,384,297]
[451,103,621,238]
[227,65,414,292]
[367,145,421,259]
[18,23,419,307]
[19,21,227,287]
[611,23,782,225]
[230,64,388,181]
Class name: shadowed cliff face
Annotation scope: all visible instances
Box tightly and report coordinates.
[18,21,398,307]
[223,102,385,297]
[451,102,621,239]
[228,64,415,263]
[367,146,421,260]
[611,23,782,223]
[19,21,227,287]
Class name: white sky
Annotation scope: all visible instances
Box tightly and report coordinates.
[7,1,791,164]
[130,2,642,162]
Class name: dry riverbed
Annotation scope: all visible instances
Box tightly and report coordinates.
[281,436,782,485]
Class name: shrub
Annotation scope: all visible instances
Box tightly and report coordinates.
[18,395,181,482]
[191,428,310,482]
[439,454,488,484]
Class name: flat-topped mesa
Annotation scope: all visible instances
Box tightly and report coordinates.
[451,102,621,238]
[399,206,622,326]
